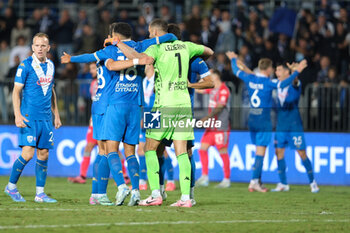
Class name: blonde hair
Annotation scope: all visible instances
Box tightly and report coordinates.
[258,58,273,71]
[33,32,49,43]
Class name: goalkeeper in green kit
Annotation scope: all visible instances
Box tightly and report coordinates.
[117,19,214,207]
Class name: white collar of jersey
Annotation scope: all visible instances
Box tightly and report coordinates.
[277,86,289,106]
[121,39,131,42]
[32,53,48,64]
[255,71,268,78]
[31,54,53,96]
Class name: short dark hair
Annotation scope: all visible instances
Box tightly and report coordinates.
[276,62,291,73]
[150,19,168,32]
[168,23,181,40]
[113,22,132,39]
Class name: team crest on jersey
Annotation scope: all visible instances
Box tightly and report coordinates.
[27,136,34,143]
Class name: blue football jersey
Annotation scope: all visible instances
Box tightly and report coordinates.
[95,40,154,106]
[188,57,211,108]
[143,76,155,110]
[91,60,115,115]
[230,58,299,123]
[276,81,303,131]
[14,55,55,120]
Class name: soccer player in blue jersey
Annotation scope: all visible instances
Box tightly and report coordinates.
[5,33,62,203]
[61,23,175,206]
[226,51,307,192]
[271,62,319,193]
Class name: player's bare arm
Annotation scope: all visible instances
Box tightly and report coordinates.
[188,76,214,89]
[51,88,62,129]
[12,83,28,128]
[226,51,253,74]
[200,104,225,122]
[200,46,214,60]
[105,56,154,71]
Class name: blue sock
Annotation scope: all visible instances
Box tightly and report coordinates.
[92,154,102,194]
[165,156,174,180]
[35,159,48,187]
[302,157,314,183]
[190,155,196,188]
[277,158,287,185]
[98,155,110,194]
[107,152,125,186]
[139,155,147,180]
[158,156,165,185]
[9,156,28,185]
[126,155,139,190]
[252,155,264,179]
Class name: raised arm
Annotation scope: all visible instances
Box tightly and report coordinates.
[276,60,307,89]
[61,52,97,64]
[226,51,254,82]
[51,88,62,129]
[117,42,148,59]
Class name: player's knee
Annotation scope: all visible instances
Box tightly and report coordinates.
[297,150,307,160]
[21,146,35,161]
[37,150,49,160]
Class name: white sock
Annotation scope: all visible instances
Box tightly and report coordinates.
[252,179,259,183]
[160,185,165,193]
[36,186,44,195]
[190,187,195,199]
[181,194,190,201]
[118,184,127,191]
[140,179,147,185]
[151,189,161,198]
[223,178,230,182]
[167,180,174,184]
[7,182,16,190]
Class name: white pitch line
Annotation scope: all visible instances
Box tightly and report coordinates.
[0,219,349,230]
[0,208,339,216]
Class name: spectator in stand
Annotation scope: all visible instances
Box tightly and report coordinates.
[200,17,218,49]
[238,45,253,69]
[291,37,312,62]
[160,5,175,23]
[309,21,322,55]
[39,7,55,38]
[118,10,134,31]
[0,40,10,80]
[324,66,338,87]
[316,56,331,84]
[142,3,154,24]
[0,40,10,122]
[261,37,281,64]
[215,11,235,52]
[74,9,89,41]
[185,5,202,36]
[27,8,42,36]
[10,18,31,47]
[210,8,221,30]
[55,9,74,59]
[97,9,111,42]
[60,63,79,124]
[9,36,30,68]
[277,34,292,62]
[135,16,148,41]
[76,24,99,54]
[338,8,349,30]
[334,22,349,75]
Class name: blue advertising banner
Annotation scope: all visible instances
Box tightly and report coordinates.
[0,125,349,185]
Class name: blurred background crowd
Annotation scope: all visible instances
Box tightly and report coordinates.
[0,0,349,131]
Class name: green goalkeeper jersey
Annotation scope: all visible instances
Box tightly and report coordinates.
[144,40,204,107]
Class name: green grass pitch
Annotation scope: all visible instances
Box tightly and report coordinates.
[0,176,349,233]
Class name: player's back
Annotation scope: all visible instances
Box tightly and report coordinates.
[107,41,145,106]
[92,60,115,114]
[245,75,276,119]
[146,40,202,107]
[276,83,303,131]
[15,56,55,120]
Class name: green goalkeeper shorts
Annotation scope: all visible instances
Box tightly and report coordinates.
[145,105,194,141]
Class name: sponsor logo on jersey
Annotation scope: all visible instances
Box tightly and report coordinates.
[36,76,53,86]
